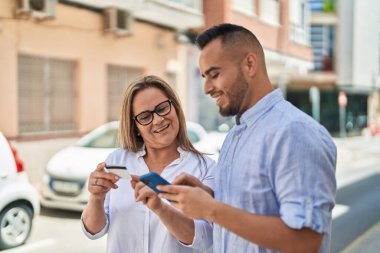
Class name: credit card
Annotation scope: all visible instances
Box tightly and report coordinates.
[105,165,131,180]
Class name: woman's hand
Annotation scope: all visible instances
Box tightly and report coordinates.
[131,175,164,212]
[88,163,120,200]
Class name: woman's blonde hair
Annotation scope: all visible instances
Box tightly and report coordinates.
[119,75,203,159]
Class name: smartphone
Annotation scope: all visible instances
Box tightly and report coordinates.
[139,172,171,194]
[105,165,131,180]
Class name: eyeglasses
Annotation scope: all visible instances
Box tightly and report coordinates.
[133,99,173,126]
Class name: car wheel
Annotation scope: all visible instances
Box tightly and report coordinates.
[0,203,33,250]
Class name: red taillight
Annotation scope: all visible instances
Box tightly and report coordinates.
[9,142,24,173]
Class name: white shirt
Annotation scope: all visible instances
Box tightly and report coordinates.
[81,147,215,253]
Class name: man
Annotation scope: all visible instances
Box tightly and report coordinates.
[158,23,337,253]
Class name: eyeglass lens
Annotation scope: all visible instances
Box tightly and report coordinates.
[135,100,171,125]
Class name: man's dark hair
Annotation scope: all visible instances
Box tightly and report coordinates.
[195,23,261,50]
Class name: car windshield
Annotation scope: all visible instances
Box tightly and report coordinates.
[76,128,119,148]
[75,122,201,149]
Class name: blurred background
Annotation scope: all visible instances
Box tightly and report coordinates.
[0,0,379,252]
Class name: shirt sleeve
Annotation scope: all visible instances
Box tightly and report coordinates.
[270,121,337,234]
[201,157,216,190]
[178,155,215,250]
[178,219,213,250]
[81,190,111,239]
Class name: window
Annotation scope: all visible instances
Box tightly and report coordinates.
[154,0,202,12]
[231,0,255,15]
[290,0,310,45]
[259,0,279,26]
[18,55,76,134]
[310,25,335,71]
[309,0,335,13]
[107,65,143,121]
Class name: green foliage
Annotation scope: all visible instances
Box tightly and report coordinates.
[323,0,335,13]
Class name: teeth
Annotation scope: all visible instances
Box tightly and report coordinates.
[155,125,168,133]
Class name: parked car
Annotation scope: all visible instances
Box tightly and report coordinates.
[41,121,226,211]
[0,132,40,250]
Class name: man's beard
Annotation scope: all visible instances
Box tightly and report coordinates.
[219,72,248,117]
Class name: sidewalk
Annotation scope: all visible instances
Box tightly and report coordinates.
[333,136,380,253]
[342,221,380,253]
[334,136,380,188]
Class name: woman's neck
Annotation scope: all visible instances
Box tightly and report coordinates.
[144,143,180,174]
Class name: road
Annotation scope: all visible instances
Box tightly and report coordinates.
[331,137,380,253]
[332,174,380,253]
[6,136,380,253]
[1,207,106,253]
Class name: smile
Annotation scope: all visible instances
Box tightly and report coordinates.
[154,124,170,133]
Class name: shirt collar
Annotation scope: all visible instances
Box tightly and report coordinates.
[237,88,284,127]
[135,145,187,165]
[136,145,146,158]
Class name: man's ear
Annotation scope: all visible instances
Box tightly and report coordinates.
[244,52,257,77]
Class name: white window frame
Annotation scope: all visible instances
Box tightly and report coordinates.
[289,0,310,45]
[107,65,143,121]
[18,54,77,134]
[259,0,280,26]
[231,0,256,17]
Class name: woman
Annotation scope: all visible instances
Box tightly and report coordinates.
[81,75,215,253]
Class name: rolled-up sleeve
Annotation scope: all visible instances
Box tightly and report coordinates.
[81,216,109,239]
[271,121,337,234]
[81,192,111,239]
[179,219,213,250]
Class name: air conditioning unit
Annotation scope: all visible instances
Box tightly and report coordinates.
[16,0,56,19]
[104,8,133,36]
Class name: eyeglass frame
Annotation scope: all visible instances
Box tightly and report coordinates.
[133,99,173,126]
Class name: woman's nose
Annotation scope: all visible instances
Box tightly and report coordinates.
[152,113,164,124]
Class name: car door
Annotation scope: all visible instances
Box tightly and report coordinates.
[0,133,16,183]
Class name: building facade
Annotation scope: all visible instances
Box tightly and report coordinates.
[286,0,380,136]
[0,0,203,138]
[186,0,314,130]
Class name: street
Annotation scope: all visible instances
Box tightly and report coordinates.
[6,136,380,253]
[331,137,380,253]
[332,175,380,253]
[1,208,106,253]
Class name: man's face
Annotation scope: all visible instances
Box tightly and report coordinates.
[199,38,248,116]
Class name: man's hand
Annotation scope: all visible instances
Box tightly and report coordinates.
[157,185,216,220]
[172,172,214,196]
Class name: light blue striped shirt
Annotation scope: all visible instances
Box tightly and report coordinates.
[213,89,337,253]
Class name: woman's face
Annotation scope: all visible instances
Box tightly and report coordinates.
[132,87,179,150]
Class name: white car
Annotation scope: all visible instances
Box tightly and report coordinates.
[41,121,225,211]
[0,132,40,250]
